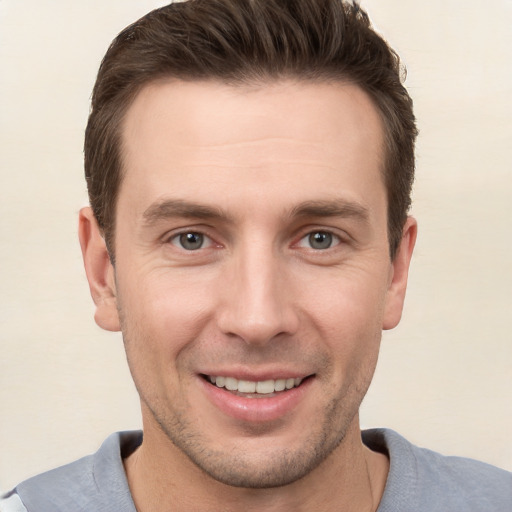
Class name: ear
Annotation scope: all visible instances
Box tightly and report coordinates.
[78,207,121,332]
[382,217,417,330]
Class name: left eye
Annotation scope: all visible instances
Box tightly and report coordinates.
[170,232,212,251]
[298,231,340,250]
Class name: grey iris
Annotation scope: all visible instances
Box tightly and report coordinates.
[309,232,332,250]
[180,232,204,250]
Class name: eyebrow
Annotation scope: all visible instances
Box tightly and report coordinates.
[141,197,370,227]
[142,199,231,226]
[288,199,370,223]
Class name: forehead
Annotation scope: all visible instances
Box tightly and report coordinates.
[119,79,386,216]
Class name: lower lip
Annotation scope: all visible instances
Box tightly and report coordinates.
[199,377,313,423]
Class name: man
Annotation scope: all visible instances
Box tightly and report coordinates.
[1,0,510,510]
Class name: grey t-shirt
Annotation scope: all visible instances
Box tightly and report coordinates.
[1,429,511,511]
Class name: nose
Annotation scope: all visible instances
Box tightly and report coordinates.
[216,242,299,345]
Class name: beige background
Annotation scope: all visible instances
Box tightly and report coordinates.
[1,0,511,491]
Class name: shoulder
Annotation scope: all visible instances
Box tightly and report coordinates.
[363,428,512,512]
[0,431,141,512]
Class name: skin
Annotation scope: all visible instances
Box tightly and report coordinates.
[79,80,416,511]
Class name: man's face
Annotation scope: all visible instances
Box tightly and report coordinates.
[84,80,414,488]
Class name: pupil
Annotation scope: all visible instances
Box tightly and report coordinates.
[309,232,332,250]
[180,232,203,250]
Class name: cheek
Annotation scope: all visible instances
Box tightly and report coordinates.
[117,271,215,363]
[297,268,387,371]
[116,273,215,408]
[301,266,389,332]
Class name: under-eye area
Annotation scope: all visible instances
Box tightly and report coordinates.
[200,374,314,397]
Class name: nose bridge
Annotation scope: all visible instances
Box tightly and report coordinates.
[218,236,297,344]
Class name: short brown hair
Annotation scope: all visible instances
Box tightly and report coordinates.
[85,0,417,259]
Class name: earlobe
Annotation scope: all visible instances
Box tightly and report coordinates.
[382,217,417,331]
[78,207,121,332]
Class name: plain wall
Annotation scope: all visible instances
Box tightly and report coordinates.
[1,0,511,490]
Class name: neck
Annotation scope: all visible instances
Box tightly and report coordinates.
[124,417,389,512]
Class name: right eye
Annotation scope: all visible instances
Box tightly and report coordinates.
[169,232,213,251]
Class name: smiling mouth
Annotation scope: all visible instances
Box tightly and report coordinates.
[202,375,310,397]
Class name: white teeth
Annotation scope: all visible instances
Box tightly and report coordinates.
[237,380,256,393]
[211,376,304,394]
[225,377,238,391]
[274,379,286,391]
[256,380,275,394]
